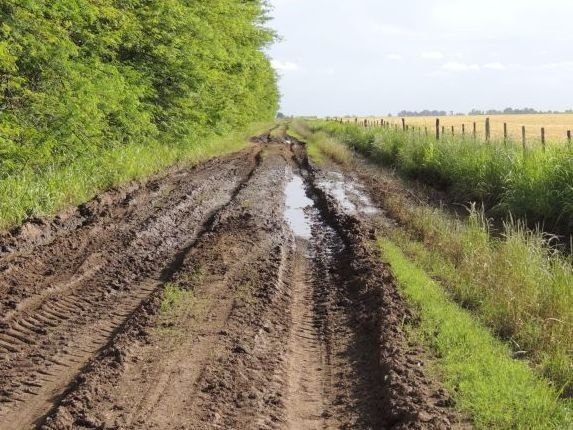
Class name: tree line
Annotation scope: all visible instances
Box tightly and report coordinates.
[395,108,573,117]
[0,0,279,178]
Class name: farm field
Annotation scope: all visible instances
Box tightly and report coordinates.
[359,114,573,145]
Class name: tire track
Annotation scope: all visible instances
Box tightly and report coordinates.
[0,148,262,430]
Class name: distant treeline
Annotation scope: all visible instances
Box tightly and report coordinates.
[396,108,573,117]
[0,1,278,178]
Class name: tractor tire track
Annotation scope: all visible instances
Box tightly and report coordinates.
[0,147,261,429]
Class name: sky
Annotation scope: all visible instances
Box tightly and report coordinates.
[267,0,573,116]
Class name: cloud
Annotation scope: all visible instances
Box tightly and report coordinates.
[540,61,573,70]
[386,54,404,61]
[421,51,445,60]
[271,60,301,72]
[483,62,507,70]
[442,61,480,72]
[378,24,418,37]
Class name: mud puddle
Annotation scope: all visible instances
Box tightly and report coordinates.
[283,173,314,239]
[317,171,379,216]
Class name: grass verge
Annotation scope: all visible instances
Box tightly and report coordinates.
[0,122,273,230]
[380,238,572,429]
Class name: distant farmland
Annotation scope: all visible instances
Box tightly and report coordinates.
[361,114,573,144]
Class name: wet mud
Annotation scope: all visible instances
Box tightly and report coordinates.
[0,133,462,429]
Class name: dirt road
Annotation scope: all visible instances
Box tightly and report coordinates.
[0,132,460,429]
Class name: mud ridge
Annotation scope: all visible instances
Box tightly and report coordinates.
[0,147,262,429]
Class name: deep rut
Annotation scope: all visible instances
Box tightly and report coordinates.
[0,135,459,429]
[0,148,261,429]
[285,242,330,429]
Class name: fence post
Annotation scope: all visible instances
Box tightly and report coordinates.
[425,126,428,137]
[485,117,491,141]
[522,126,526,154]
[462,124,465,136]
[473,122,477,139]
[436,118,440,140]
[442,126,445,136]
[568,130,572,147]
[451,125,454,136]
[401,118,406,131]
[504,123,508,143]
[541,127,546,151]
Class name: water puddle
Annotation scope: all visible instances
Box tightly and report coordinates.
[318,172,379,216]
[284,174,314,239]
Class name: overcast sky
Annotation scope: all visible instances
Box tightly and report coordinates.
[267,0,573,116]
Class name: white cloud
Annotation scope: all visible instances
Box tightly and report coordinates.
[442,62,480,72]
[375,24,418,38]
[483,62,507,70]
[421,51,445,60]
[386,54,404,61]
[271,60,301,72]
[541,61,573,70]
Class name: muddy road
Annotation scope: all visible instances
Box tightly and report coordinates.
[0,133,460,429]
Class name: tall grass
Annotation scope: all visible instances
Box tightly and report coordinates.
[0,123,271,229]
[385,199,573,395]
[313,121,573,235]
[381,239,572,429]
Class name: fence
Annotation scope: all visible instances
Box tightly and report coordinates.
[325,117,573,152]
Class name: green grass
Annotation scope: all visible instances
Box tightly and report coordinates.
[0,122,272,229]
[290,120,354,166]
[299,123,573,397]
[160,283,195,314]
[312,121,573,234]
[380,239,572,429]
[379,189,573,395]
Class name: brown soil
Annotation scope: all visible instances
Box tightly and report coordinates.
[0,132,465,429]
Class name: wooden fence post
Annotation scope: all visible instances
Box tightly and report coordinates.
[473,122,477,139]
[462,124,465,136]
[522,126,526,154]
[568,130,571,147]
[425,126,428,137]
[504,123,508,143]
[451,126,454,136]
[436,118,440,140]
[401,118,406,131]
[442,126,445,136]
[485,117,491,141]
[541,127,546,151]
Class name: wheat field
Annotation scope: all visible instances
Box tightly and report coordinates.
[354,114,573,144]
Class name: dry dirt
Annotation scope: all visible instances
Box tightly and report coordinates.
[0,131,465,429]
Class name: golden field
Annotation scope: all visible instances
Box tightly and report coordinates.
[355,114,573,145]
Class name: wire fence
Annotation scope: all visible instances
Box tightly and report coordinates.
[327,117,573,152]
